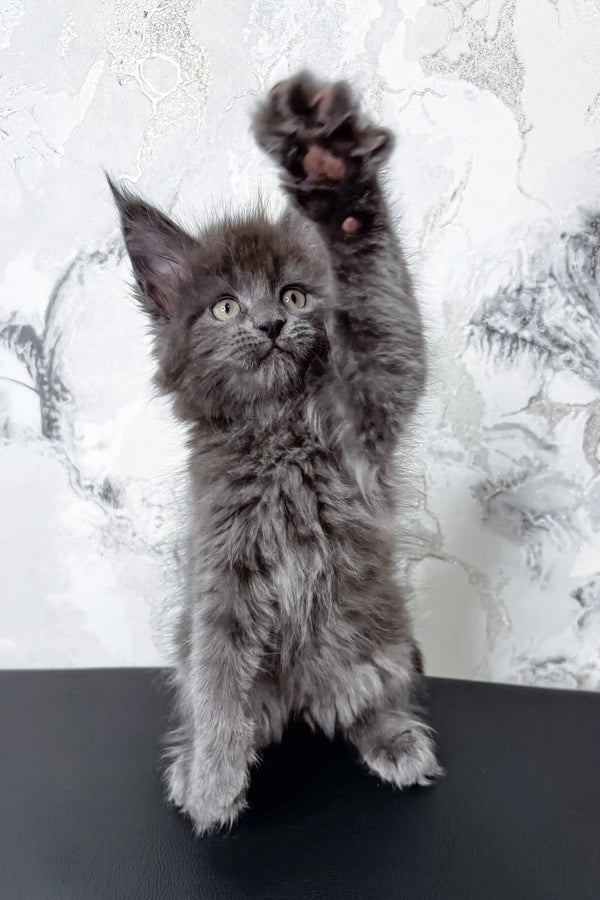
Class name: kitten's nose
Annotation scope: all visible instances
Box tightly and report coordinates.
[258,319,285,341]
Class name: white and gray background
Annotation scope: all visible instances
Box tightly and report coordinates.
[2,0,600,687]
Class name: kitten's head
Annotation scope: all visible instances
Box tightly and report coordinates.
[110,181,332,423]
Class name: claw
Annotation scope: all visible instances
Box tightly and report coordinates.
[269,79,288,99]
[311,86,336,123]
[350,128,391,158]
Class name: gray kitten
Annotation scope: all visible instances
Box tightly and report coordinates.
[111,72,441,835]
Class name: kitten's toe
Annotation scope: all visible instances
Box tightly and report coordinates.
[361,724,443,789]
[267,71,322,117]
[164,753,188,809]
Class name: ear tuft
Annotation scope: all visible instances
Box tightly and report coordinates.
[107,174,196,318]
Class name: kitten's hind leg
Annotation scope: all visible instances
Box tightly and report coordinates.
[347,705,442,789]
[343,649,443,790]
[307,636,442,789]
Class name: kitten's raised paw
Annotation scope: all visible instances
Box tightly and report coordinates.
[359,723,443,789]
[252,71,393,229]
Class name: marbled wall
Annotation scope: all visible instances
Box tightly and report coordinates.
[1,1,599,683]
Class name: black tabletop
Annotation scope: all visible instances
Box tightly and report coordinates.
[0,668,598,899]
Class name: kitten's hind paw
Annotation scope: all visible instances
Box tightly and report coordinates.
[355,718,444,789]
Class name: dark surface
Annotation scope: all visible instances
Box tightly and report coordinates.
[0,669,599,899]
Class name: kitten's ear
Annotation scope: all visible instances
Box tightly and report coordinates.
[108,176,196,319]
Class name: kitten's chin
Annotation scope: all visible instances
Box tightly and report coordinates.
[251,346,304,395]
[257,345,287,364]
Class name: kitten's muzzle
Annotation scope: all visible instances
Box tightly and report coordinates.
[257,319,285,341]
[258,343,289,362]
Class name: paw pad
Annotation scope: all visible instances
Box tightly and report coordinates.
[342,217,360,235]
[302,144,346,181]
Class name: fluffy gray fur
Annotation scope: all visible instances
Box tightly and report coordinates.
[111,72,441,835]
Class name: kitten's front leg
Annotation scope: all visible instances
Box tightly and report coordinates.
[165,603,260,835]
[253,73,426,455]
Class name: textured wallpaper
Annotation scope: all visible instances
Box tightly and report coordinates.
[1,0,599,684]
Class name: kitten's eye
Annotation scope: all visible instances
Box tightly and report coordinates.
[211,297,240,322]
[280,287,307,312]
